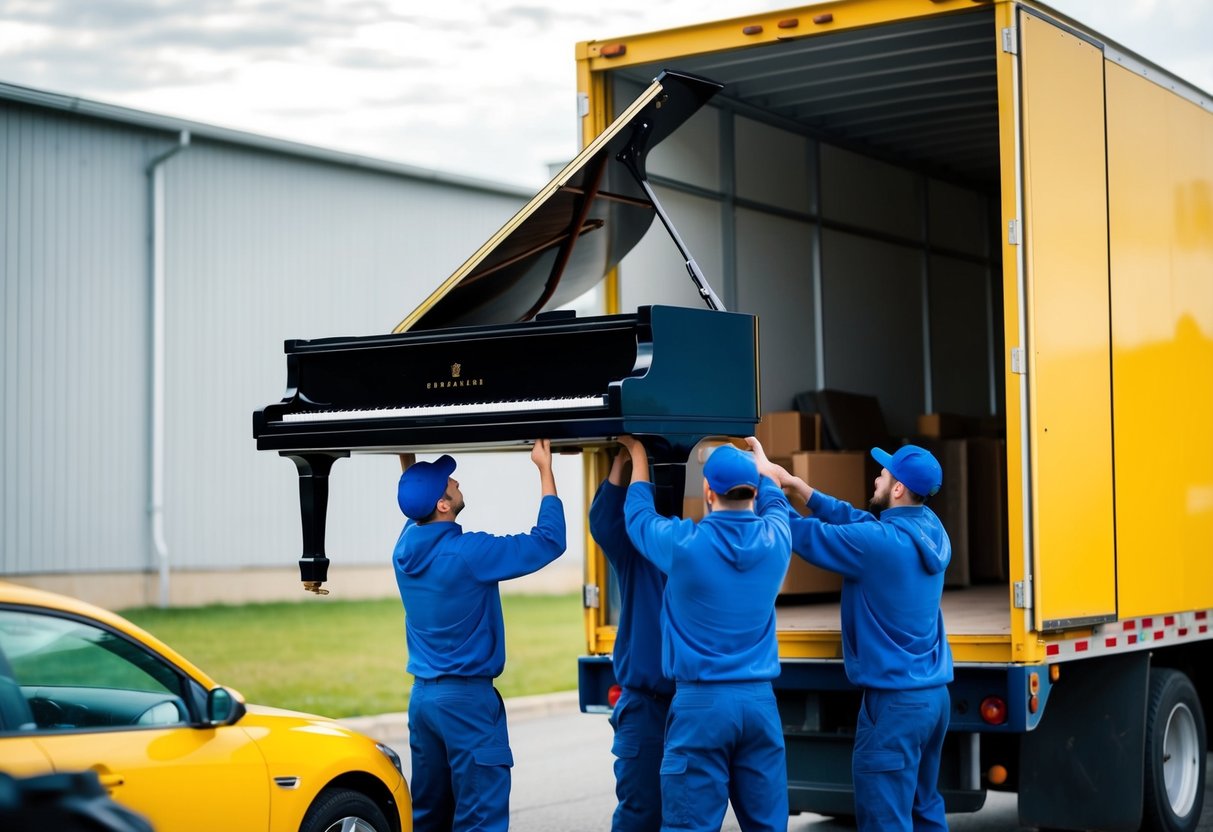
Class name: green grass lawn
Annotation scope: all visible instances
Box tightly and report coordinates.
[122,593,584,719]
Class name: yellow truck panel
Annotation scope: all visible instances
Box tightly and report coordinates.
[1107,63,1213,619]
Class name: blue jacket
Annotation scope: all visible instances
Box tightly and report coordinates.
[624,477,792,683]
[589,480,673,697]
[790,490,953,690]
[393,495,566,679]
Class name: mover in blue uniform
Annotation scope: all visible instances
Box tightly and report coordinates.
[751,439,953,832]
[589,448,673,832]
[393,441,566,832]
[618,435,792,832]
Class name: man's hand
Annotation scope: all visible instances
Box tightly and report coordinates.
[617,436,650,485]
[531,438,552,469]
[746,436,812,499]
[745,436,782,481]
[532,439,557,497]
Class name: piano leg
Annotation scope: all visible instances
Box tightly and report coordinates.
[282,451,350,595]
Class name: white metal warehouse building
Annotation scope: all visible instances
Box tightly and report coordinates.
[0,82,588,609]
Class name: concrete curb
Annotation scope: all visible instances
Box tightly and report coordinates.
[339,690,581,744]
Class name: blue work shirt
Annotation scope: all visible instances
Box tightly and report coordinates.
[589,480,673,697]
[790,490,953,690]
[624,477,792,683]
[393,495,566,679]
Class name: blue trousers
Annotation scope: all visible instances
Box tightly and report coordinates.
[609,687,671,832]
[408,676,513,832]
[853,686,950,832]
[660,681,788,832]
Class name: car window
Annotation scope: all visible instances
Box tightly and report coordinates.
[0,609,191,733]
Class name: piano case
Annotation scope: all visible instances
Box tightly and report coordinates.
[252,70,761,591]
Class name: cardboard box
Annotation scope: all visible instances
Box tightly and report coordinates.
[917,412,970,440]
[756,411,820,458]
[789,451,876,510]
[920,439,971,587]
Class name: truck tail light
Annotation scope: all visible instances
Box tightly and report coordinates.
[980,695,1008,725]
[607,684,622,707]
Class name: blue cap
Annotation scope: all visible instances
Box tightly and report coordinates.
[397,454,457,519]
[704,445,759,494]
[871,444,942,497]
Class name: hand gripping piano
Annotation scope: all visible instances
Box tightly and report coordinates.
[253,71,761,593]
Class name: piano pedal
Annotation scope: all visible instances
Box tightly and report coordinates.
[302,581,330,596]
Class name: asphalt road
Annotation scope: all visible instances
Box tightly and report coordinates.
[365,701,1213,831]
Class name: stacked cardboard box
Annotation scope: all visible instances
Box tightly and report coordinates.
[755,411,821,459]
[918,435,1008,586]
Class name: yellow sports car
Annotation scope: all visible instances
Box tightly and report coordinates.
[0,581,411,832]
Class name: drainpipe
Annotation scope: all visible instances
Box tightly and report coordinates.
[148,130,190,608]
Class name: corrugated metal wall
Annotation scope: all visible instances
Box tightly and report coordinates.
[1,97,535,578]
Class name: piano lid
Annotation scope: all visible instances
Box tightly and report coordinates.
[393,70,723,334]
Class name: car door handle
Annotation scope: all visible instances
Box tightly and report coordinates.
[96,772,126,790]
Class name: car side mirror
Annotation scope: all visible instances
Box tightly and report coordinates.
[205,687,247,726]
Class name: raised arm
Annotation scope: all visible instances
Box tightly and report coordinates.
[745,436,814,502]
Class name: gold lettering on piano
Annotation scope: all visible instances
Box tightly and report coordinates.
[423,362,484,389]
[425,378,485,389]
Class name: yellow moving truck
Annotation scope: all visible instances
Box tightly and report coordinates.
[573,2,1213,829]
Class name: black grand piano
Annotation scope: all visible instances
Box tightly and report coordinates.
[253,71,761,593]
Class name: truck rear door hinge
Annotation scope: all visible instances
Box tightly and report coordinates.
[1002,26,1018,55]
[583,584,600,609]
[1011,347,1026,374]
[1007,219,1020,245]
[1013,580,1029,609]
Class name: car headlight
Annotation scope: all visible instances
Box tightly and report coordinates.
[375,742,403,777]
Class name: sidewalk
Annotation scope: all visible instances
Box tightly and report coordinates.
[338,689,582,744]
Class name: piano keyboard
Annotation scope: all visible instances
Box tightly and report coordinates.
[280,394,609,424]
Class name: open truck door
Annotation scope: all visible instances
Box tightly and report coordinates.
[1018,9,1117,632]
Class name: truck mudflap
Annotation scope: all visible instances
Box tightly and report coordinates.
[1019,651,1150,831]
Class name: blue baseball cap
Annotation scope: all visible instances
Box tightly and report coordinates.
[871,444,942,497]
[397,454,457,519]
[704,445,759,494]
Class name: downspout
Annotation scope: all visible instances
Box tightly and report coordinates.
[148,130,190,608]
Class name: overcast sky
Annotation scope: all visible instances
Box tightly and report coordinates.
[2,0,1210,189]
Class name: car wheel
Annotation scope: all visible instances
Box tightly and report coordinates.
[299,787,389,832]
[1142,668,1206,832]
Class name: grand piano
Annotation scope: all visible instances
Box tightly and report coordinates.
[253,70,761,593]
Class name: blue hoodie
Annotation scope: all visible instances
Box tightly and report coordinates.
[790,490,953,690]
[624,477,792,682]
[392,495,566,679]
[589,480,673,697]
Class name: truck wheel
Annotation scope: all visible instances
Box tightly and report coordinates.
[1142,668,1206,832]
[299,787,389,832]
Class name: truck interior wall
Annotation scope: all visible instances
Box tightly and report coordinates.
[615,77,1004,440]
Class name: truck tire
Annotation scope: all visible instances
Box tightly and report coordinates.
[1141,668,1206,832]
[299,787,389,832]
